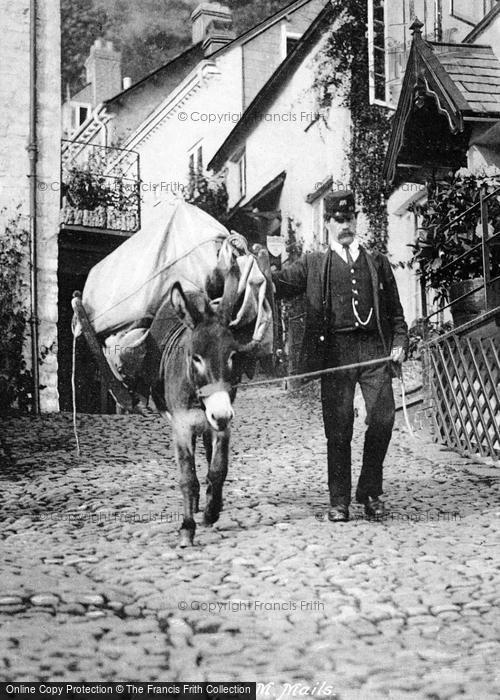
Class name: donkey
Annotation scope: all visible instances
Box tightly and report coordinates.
[147,281,252,547]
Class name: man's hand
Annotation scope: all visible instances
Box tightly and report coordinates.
[390,346,405,364]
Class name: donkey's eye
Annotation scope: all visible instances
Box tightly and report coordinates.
[192,354,204,367]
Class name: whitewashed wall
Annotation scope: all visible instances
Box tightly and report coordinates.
[125,47,244,233]
[231,38,351,251]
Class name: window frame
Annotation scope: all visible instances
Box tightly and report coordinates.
[280,23,302,59]
[311,196,327,247]
[450,0,495,27]
[236,150,246,200]
[368,0,393,108]
[188,140,204,182]
[70,101,91,130]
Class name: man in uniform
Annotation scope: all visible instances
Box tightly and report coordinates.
[272,190,408,522]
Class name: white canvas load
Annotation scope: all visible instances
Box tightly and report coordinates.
[80,199,228,336]
[72,200,274,404]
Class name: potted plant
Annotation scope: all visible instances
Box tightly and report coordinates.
[409,168,500,325]
[62,157,112,228]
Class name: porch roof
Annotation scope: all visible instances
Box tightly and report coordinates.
[383,20,500,185]
[431,43,500,115]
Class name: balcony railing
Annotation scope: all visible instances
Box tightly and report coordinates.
[61,140,141,234]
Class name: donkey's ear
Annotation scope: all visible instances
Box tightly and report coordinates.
[171,282,211,328]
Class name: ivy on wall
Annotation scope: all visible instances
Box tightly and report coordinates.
[312,0,392,252]
[0,208,32,414]
[185,164,229,224]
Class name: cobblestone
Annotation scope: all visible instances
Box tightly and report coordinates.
[1,383,499,695]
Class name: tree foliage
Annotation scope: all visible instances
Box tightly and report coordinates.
[61,0,108,96]
[62,0,291,98]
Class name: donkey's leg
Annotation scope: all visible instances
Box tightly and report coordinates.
[174,429,200,547]
[204,428,230,525]
[202,430,213,465]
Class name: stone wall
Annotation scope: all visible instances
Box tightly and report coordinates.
[0,0,61,412]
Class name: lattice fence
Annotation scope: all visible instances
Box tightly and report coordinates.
[427,331,500,461]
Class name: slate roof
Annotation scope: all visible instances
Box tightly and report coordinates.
[430,42,500,115]
[72,83,93,103]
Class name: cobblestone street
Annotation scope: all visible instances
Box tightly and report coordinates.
[1,383,500,698]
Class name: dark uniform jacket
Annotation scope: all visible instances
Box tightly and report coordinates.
[273,247,409,373]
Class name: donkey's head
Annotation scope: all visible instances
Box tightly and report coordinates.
[171,282,244,432]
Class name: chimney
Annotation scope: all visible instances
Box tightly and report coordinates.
[191,3,234,53]
[85,39,122,106]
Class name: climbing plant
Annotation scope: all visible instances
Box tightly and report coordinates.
[285,216,303,262]
[0,208,32,414]
[312,0,392,252]
[185,162,229,224]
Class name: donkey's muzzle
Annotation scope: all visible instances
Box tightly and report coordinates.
[203,390,234,431]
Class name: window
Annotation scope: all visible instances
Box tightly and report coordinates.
[368,0,497,108]
[188,142,203,183]
[237,150,246,200]
[70,102,91,130]
[368,0,412,108]
[286,34,300,55]
[370,0,387,104]
[78,106,89,125]
[281,25,301,59]
[451,0,496,26]
[311,197,327,247]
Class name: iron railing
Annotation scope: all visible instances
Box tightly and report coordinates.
[420,184,500,331]
[60,139,141,234]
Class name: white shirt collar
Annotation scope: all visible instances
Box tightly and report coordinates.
[329,238,360,262]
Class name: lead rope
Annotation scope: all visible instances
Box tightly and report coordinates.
[237,356,417,439]
[71,330,81,458]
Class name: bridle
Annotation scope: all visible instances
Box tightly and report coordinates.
[195,381,234,401]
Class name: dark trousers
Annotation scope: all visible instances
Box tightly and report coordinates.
[321,331,395,507]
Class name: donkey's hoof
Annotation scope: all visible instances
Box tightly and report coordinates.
[179,528,194,548]
[203,508,220,526]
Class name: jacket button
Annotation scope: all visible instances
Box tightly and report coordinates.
[319,335,325,342]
